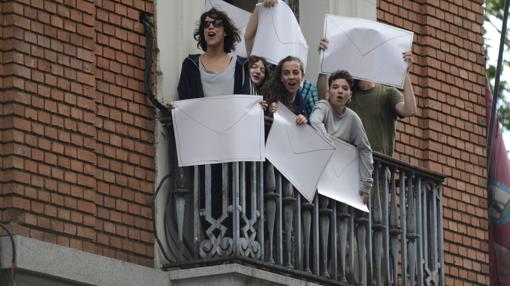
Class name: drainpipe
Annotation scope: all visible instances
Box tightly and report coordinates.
[140,13,168,114]
[139,12,174,265]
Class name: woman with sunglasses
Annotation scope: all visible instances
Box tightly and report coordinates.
[177,8,251,100]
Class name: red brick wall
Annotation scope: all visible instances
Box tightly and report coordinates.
[378,1,488,285]
[0,0,156,266]
[0,0,490,278]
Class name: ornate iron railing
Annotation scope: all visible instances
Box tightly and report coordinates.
[155,117,445,286]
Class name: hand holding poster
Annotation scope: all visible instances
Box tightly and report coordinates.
[251,1,309,69]
[317,137,369,212]
[265,104,334,202]
[320,14,413,88]
[172,95,264,167]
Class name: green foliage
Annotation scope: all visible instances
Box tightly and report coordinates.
[498,96,510,129]
[486,0,506,21]
[485,0,510,129]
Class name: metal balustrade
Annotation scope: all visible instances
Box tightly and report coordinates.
[156,118,445,286]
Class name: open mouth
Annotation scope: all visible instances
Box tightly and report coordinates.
[336,96,344,100]
[207,31,216,38]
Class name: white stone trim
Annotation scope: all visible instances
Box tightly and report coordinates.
[329,0,376,19]
[155,0,204,103]
[169,263,321,286]
[299,0,376,81]
[0,236,168,286]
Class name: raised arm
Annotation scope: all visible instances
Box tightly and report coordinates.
[317,73,328,101]
[395,51,417,117]
[245,0,277,56]
[244,6,259,56]
[316,38,329,100]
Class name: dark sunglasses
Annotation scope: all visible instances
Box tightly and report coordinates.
[204,18,224,28]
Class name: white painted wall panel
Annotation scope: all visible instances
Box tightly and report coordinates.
[299,0,376,82]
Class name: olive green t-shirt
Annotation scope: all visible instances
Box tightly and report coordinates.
[347,85,403,156]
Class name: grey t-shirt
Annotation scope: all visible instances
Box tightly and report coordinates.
[199,56,236,97]
[310,100,374,194]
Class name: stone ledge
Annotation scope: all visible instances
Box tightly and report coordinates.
[0,236,168,286]
[168,263,320,286]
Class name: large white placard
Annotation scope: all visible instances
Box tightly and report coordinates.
[204,0,251,57]
[320,14,414,88]
[317,137,368,212]
[265,104,335,202]
[172,95,264,166]
[251,1,309,69]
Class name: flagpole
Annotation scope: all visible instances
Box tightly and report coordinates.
[487,0,510,177]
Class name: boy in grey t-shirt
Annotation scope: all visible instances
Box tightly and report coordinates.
[310,71,373,204]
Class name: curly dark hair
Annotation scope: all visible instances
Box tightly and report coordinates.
[248,55,269,89]
[261,56,304,111]
[328,70,353,89]
[193,8,241,53]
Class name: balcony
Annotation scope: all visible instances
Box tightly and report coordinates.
[155,117,445,286]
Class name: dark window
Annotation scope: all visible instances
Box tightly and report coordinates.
[224,0,299,20]
[224,0,258,12]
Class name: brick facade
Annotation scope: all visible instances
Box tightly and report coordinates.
[0,0,156,266]
[378,1,489,285]
[0,0,491,283]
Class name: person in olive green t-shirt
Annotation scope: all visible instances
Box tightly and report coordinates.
[348,74,416,156]
[318,38,417,156]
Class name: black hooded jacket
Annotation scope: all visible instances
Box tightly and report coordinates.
[177,54,251,99]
